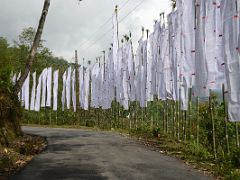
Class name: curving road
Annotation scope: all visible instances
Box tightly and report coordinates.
[11,126,213,180]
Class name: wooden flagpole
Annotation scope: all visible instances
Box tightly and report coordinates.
[222,84,230,154]
[188,87,192,140]
[196,96,199,146]
[236,123,240,148]
[209,90,217,159]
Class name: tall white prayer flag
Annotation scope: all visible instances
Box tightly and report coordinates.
[62,71,67,111]
[72,69,76,112]
[35,73,42,112]
[24,73,30,110]
[222,0,240,121]
[66,67,72,110]
[46,67,52,107]
[12,73,17,85]
[17,72,21,100]
[30,72,36,111]
[41,68,47,107]
[53,70,59,111]
[181,0,196,87]
[194,0,209,97]
[84,69,90,110]
[79,67,84,108]
[113,6,119,85]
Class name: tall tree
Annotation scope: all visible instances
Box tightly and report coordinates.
[14,0,51,93]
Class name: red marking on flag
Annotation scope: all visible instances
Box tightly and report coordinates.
[233,15,238,19]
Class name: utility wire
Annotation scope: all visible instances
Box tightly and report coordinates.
[119,0,145,23]
[81,0,145,52]
[79,0,131,49]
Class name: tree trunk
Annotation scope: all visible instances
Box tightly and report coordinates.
[14,0,51,93]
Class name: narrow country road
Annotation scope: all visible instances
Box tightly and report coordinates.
[11,127,213,180]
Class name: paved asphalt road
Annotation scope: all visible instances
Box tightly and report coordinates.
[11,127,213,180]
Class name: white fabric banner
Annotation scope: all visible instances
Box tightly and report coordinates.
[53,70,59,111]
[61,71,67,111]
[194,0,209,97]
[66,67,72,110]
[84,69,90,110]
[72,69,76,112]
[17,72,21,100]
[30,72,36,111]
[41,68,47,107]
[46,67,52,107]
[35,73,42,112]
[113,8,119,84]
[222,0,240,122]
[24,73,30,110]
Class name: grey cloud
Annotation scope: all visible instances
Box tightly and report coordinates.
[0,0,171,64]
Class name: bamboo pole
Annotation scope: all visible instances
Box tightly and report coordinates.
[188,87,192,140]
[166,100,169,134]
[236,122,240,148]
[150,101,154,130]
[141,107,144,130]
[156,100,159,128]
[55,111,58,125]
[49,108,52,125]
[177,100,180,141]
[184,110,187,143]
[163,101,166,134]
[135,102,138,130]
[173,101,176,138]
[196,96,199,146]
[209,90,217,159]
[222,84,230,154]
[129,103,132,130]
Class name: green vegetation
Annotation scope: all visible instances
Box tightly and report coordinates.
[0,27,71,145]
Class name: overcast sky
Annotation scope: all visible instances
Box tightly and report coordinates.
[0,0,171,64]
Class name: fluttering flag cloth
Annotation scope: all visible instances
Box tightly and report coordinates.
[12,73,17,85]
[79,66,84,109]
[24,73,30,110]
[181,0,196,88]
[135,38,144,103]
[46,67,52,107]
[194,0,209,98]
[17,72,21,100]
[222,0,240,122]
[62,71,67,111]
[66,67,72,110]
[72,69,76,112]
[91,63,100,108]
[113,7,119,86]
[41,68,47,107]
[30,72,36,111]
[84,69,90,110]
[146,32,154,102]
[53,70,59,111]
[35,73,42,112]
